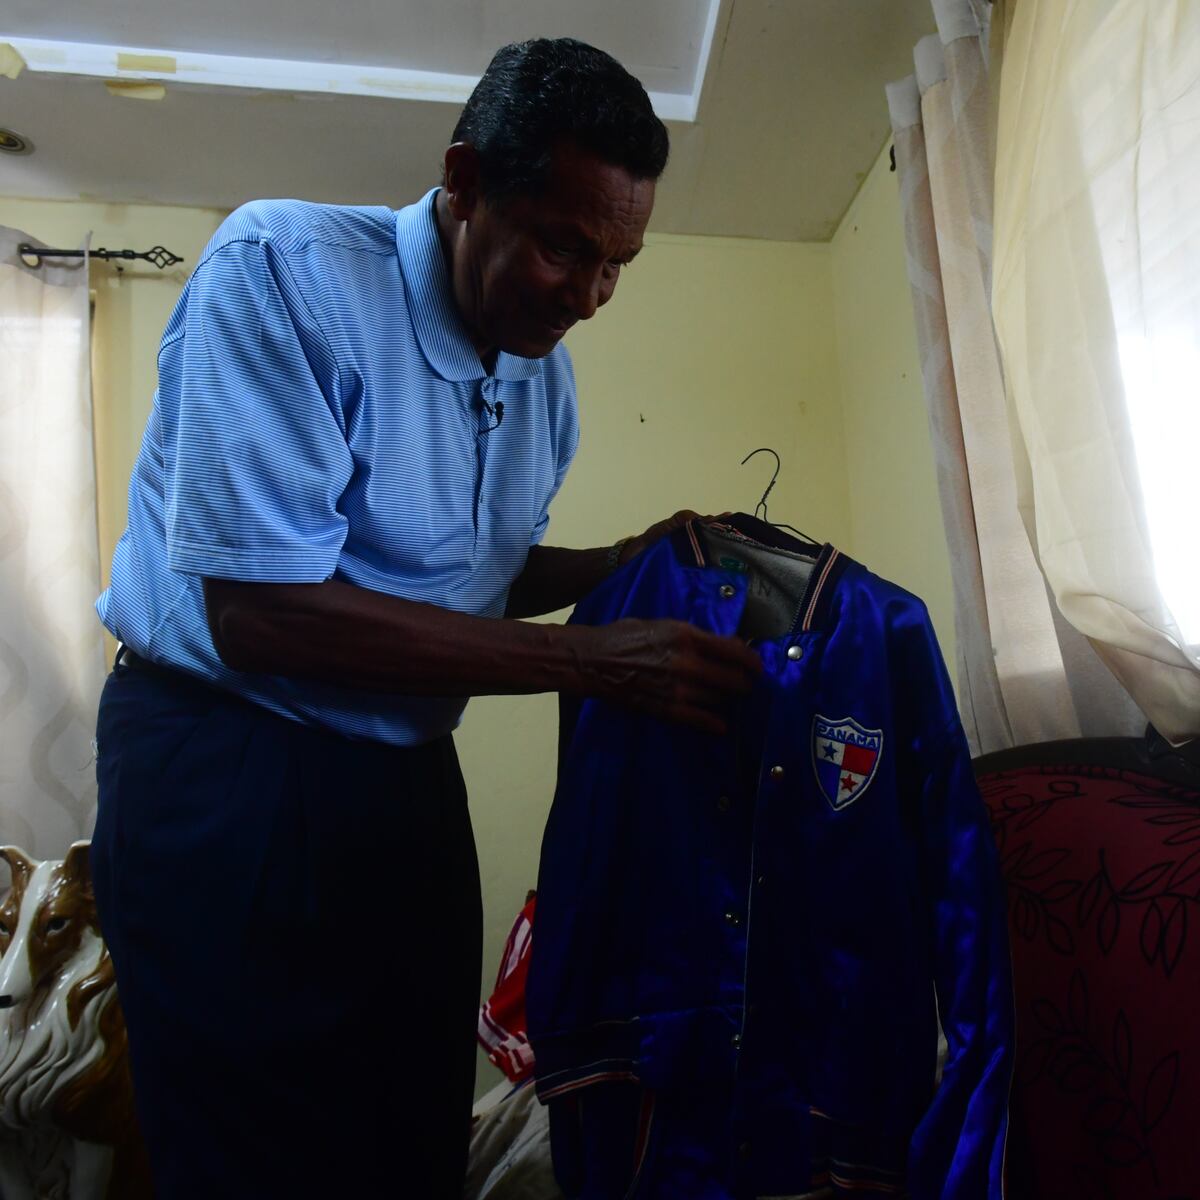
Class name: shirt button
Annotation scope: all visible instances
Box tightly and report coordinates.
[716,794,731,814]
[787,644,804,660]
[769,765,785,781]
[731,1033,742,1050]
[756,875,767,887]
[718,584,736,599]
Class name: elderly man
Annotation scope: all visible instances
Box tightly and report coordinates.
[91,36,759,1200]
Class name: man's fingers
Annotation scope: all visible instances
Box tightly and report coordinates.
[687,629,763,681]
[679,657,759,698]
[657,685,730,736]
[636,510,702,547]
[588,618,764,734]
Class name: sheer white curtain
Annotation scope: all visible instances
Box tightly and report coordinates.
[992,0,1200,745]
[887,0,1144,756]
[0,229,105,855]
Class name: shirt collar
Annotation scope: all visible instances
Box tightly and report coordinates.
[394,188,543,384]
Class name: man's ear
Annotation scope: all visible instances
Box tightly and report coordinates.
[442,143,483,221]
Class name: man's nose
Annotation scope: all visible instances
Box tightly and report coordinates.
[565,265,603,322]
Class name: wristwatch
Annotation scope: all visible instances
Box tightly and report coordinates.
[606,536,634,574]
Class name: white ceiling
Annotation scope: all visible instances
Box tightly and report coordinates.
[0,0,935,242]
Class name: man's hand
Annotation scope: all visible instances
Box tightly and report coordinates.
[618,509,734,567]
[618,509,701,567]
[571,618,762,735]
[505,510,722,619]
[601,510,758,733]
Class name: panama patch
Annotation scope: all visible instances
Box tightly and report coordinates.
[812,715,883,810]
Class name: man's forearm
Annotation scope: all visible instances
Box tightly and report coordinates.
[205,577,588,695]
[203,566,763,734]
[503,543,618,618]
[505,512,705,618]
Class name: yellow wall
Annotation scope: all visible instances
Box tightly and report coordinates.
[2,176,954,1099]
[830,145,957,670]
[560,233,847,548]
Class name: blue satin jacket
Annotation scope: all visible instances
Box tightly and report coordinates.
[528,520,1012,1198]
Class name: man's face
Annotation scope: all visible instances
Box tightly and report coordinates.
[445,140,656,360]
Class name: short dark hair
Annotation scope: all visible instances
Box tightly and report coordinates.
[451,38,669,202]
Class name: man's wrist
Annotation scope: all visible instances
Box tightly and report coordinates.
[607,536,635,574]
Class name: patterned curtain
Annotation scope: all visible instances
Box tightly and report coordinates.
[886,0,1143,756]
[0,229,105,855]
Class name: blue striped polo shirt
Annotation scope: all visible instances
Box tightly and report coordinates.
[97,189,579,746]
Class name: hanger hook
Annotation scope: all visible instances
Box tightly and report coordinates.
[740,447,781,520]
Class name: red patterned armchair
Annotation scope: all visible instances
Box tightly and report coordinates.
[976,737,1200,1200]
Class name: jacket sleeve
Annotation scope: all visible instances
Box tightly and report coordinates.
[909,719,1014,1199]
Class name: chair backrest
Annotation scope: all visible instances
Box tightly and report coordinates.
[977,740,1200,1199]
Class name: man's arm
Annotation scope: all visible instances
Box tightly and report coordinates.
[204,575,760,735]
[503,545,613,618]
[504,510,700,618]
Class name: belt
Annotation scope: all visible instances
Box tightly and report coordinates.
[116,644,167,676]
[114,645,217,696]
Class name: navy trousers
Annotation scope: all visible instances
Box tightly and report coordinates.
[91,655,482,1198]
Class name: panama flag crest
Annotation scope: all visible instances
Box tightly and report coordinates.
[812,715,883,810]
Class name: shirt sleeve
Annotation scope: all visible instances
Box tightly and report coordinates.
[162,237,355,582]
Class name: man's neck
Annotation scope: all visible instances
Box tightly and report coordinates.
[432,188,496,369]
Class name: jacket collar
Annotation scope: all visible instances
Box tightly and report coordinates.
[670,518,849,634]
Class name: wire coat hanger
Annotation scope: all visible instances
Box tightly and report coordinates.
[739,447,817,545]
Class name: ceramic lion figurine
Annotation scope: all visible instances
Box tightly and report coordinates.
[0,841,150,1199]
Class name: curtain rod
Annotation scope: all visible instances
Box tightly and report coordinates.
[17,244,184,271]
